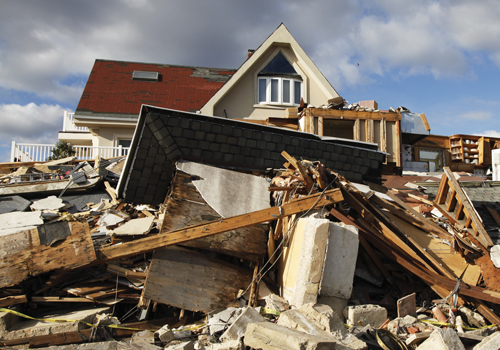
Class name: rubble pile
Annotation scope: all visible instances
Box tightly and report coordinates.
[0,150,499,349]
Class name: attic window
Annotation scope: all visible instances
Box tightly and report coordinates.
[132,71,159,81]
[258,52,302,106]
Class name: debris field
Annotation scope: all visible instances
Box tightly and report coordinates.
[1,132,500,349]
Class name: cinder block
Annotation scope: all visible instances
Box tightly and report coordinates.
[212,124,223,134]
[344,305,387,328]
[253,130,263,140]
[244,322,337,350]
[416,328,465,350]
[182,129,195,139]
[179,118,190,129]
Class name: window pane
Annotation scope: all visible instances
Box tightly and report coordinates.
[282,80,290,103]
[294,81,301,104]
[271,79,279,102]
[258,78,267,102]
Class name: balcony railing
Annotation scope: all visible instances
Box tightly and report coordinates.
[62,111,89,132]
[11,142,130,162]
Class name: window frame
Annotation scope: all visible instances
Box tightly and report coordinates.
[257,76,302,106]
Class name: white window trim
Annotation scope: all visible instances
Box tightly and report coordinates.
[257,76,302,106]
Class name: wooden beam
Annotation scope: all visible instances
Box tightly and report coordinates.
[97,188,343,262]
[307,108,401,122]
[0,295,27,307]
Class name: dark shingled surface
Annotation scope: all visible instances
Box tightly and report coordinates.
[120,107,387,205]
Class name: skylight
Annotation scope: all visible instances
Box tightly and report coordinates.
[132,71,159,81]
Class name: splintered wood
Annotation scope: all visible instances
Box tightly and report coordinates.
[0,221,96,288]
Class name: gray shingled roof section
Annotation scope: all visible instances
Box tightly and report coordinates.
[425,183,500,245]
[121,107,386,206]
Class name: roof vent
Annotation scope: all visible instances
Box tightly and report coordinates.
[132,71,159,81]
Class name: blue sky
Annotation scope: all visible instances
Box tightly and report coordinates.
[1,0,500,162]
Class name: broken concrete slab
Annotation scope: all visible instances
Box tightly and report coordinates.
[36,341,120,350]
[0,210,43,235]
[276,308,336,340]
[244,321,338,350]
[113,216,155,236]
[220,307,265,342]
[317,296,348,323]
[320,222,359,300]
[176,160,270,218]
[416,328,465,350]
[208,307,243,335]
[344,304,387,328]
[165,341,195,350]
[278,216,330,307]
[2,306,110,340]
[205,339,244,350]
[30,195,65,211]
[473,331,500,350]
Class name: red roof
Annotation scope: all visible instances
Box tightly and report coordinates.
[76,60,235,115]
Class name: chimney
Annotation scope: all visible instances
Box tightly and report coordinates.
[247,49,255,59]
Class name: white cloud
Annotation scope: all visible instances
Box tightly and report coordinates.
[458,111,492,121]
[475,130,500,138]
[0,103,66,144]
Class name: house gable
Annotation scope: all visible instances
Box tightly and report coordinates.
[200,23,339,120]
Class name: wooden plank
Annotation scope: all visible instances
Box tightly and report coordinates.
[395,119,402,167]
[318,116,324,136]
[446,189,457,212]
[98,188,343,262]
[435,176,449,205]
[380,118,387,153]
[420,113,431,131]
[353,119,361,141]
[31,296,94,303]
[0,295,27,307]
[373,193,452,241]
[143,246,252,313]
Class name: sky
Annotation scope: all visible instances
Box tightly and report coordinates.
[1,0,500,162]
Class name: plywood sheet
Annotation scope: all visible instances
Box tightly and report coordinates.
[163,170,267,261]
[143,246,252,312]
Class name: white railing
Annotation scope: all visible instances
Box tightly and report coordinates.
[11,142,129,162]
[62,111,89,132]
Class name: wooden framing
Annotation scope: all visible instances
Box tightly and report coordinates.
[434,167,494,248]
[299,108,402,166]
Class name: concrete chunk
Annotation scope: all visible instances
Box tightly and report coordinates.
[155,324,174,343]
[220,307,265,342]
[244,322,338,350]
[344,304,387,328]
[321,222,359,299]
[473,332,500,350]
[416,328,465,350]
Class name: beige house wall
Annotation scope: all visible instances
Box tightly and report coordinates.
[90,126,136,148]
